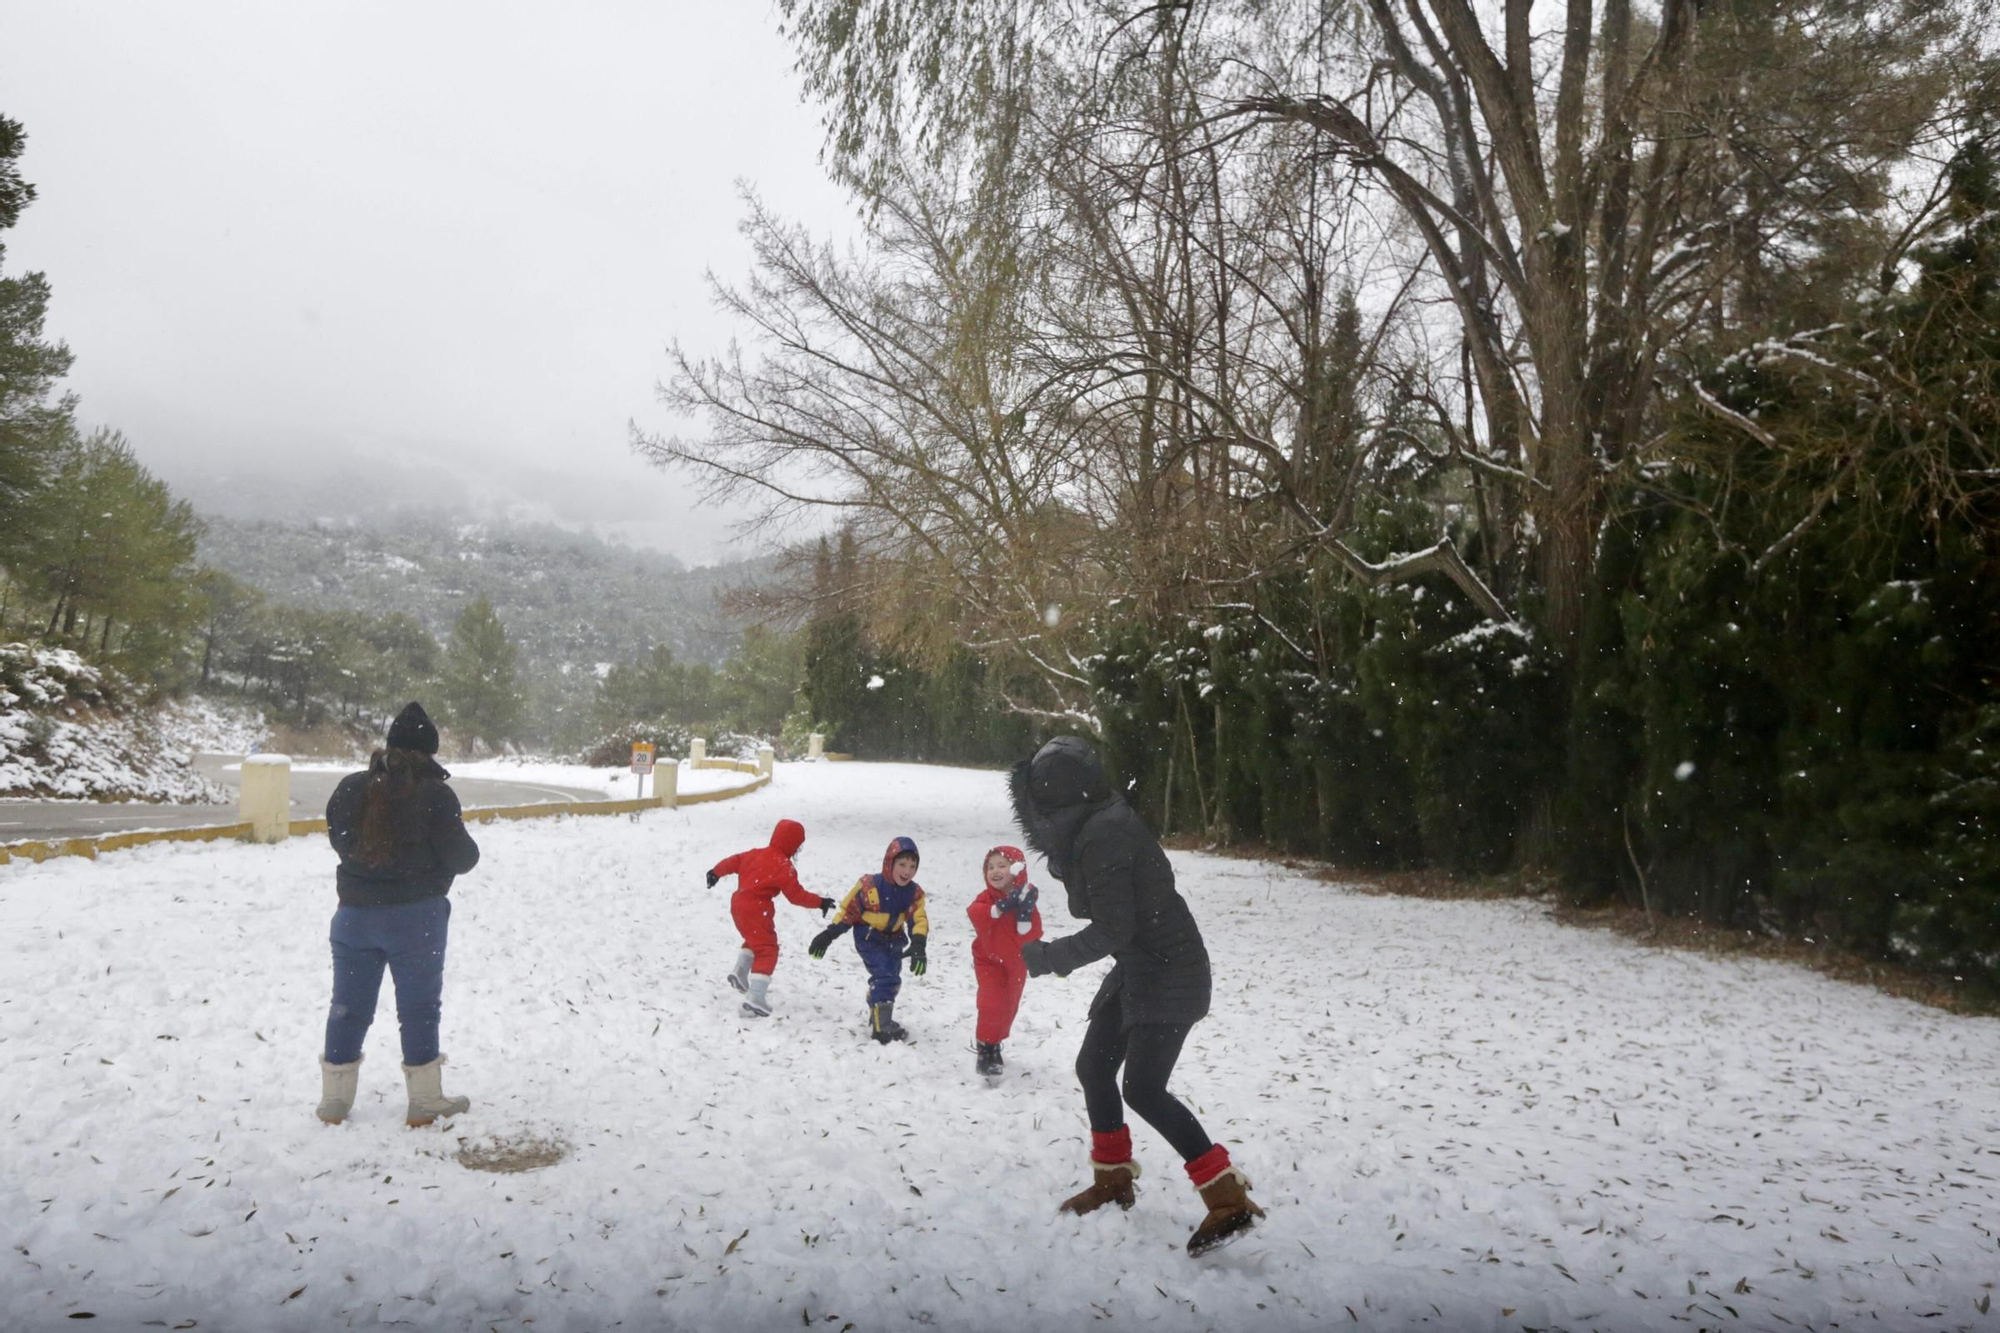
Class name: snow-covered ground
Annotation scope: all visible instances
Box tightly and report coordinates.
[1,762,1995,1332]
[252,757,760,803]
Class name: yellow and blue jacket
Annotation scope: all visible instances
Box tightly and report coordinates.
[837,836,930,946]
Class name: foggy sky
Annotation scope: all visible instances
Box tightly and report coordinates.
[2,1,852,564]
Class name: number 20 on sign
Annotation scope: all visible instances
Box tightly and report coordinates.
[630,742,656,798]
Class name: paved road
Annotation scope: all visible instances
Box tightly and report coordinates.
[0,755,604,846]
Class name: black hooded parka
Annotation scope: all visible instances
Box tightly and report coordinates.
[1011,736,1211,1030]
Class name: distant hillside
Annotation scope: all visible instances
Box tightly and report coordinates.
[197,510,773,673]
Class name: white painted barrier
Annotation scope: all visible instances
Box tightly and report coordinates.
[239,754,292,845]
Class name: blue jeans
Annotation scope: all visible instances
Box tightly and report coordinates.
[855,930,905,1006]
[323,896,451,1066]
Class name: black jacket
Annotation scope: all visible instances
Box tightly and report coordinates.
[325,755,481,907]
[1012,737,1211,1030]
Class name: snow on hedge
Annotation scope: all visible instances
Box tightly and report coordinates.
[0,762,1994,1330]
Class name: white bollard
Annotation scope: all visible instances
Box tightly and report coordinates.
[757,744,775,777]
[807,732,824,761]
[690,737,707,766]
[240,754,293,844]
[657,760,678,809]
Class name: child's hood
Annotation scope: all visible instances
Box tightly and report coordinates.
[768,819,806,857]
[986,844,1029,891]
[881,835,920,877]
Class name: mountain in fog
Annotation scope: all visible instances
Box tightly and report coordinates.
[196,507,775,673]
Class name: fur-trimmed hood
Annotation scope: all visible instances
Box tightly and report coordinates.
[1009,736,1116,883]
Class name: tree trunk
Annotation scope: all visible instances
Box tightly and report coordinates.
[1210,700,1232,842]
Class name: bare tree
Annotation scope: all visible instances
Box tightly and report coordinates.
[1227,0,1973,646]
[636,183,1107,721]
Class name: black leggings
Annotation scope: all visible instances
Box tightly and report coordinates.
[1075,993,1214,1162]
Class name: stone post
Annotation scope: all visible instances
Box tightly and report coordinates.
[757,744,775,777]
[807,732,824,761]
[656,759,678,809]
[690,737,707,766]
[240,754,292,844]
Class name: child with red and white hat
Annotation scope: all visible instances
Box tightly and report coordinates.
[966,844,1043,1077]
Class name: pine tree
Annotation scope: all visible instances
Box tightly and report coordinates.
[439,596,523,751]
[0,116,75,575]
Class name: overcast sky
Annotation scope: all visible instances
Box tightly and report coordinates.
[3,1,852,565]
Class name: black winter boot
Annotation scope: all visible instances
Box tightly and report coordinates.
[870,1001,908,1044]
[975,1041,1004,1076]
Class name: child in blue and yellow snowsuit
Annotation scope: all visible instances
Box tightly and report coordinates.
[809,836,930,1043]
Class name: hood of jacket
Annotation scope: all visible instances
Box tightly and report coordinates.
[880,835,920,877]
[768,819,806,857]
[985,844,1028,891]
[1009,736,1116,881]
[368,747,450,784]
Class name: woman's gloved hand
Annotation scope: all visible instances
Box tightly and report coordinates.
[1021,940,1061,978]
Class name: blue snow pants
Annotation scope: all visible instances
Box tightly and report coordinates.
[323,896,451,1066]
[854,930,906,1006]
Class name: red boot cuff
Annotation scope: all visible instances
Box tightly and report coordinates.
[1090,1127,1134,1165]
[1184,1144,1232,1187]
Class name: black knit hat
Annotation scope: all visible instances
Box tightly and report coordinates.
[386,701,440,755]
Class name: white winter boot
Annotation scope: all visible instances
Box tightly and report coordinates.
[727,949,754,993]
[402,1055,470,1127]
[316,1056,361,1125]
[740,972,773,1017]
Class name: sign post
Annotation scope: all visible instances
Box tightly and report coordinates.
[630,741,656,801]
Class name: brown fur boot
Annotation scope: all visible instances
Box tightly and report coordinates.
[1058,1160,1139,1215]
[1187,1167,1265,1256]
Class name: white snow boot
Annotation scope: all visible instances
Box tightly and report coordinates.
[740,972,773,1017]
[316,1056,361,1125]
[402,1055,470,1127]
[726,949,754,993]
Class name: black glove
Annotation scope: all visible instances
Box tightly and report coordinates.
[705,869,719,889]
[818,897,836,917]
[908,934,928,976]
[993,885,1024,918]
[809,925,846,959]
[1021,940,1059,978]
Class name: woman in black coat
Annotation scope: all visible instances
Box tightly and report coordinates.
[1013,735,1264,1256]
[316,702,480,1128]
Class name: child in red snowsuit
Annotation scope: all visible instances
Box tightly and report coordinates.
[706,818,833,1018]
[967,844,1043,1076]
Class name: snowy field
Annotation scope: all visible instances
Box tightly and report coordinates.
[1,762,1995,1332]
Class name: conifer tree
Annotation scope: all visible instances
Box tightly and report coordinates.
[439,596,523,750]
[0,115,75,571]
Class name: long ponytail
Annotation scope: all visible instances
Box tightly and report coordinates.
[355,746,432,866]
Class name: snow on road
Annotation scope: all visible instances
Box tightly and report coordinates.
[1,762,1994,1332]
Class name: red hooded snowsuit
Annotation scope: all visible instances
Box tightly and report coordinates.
[967,844,1044,1043]
[710,819,819,975]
